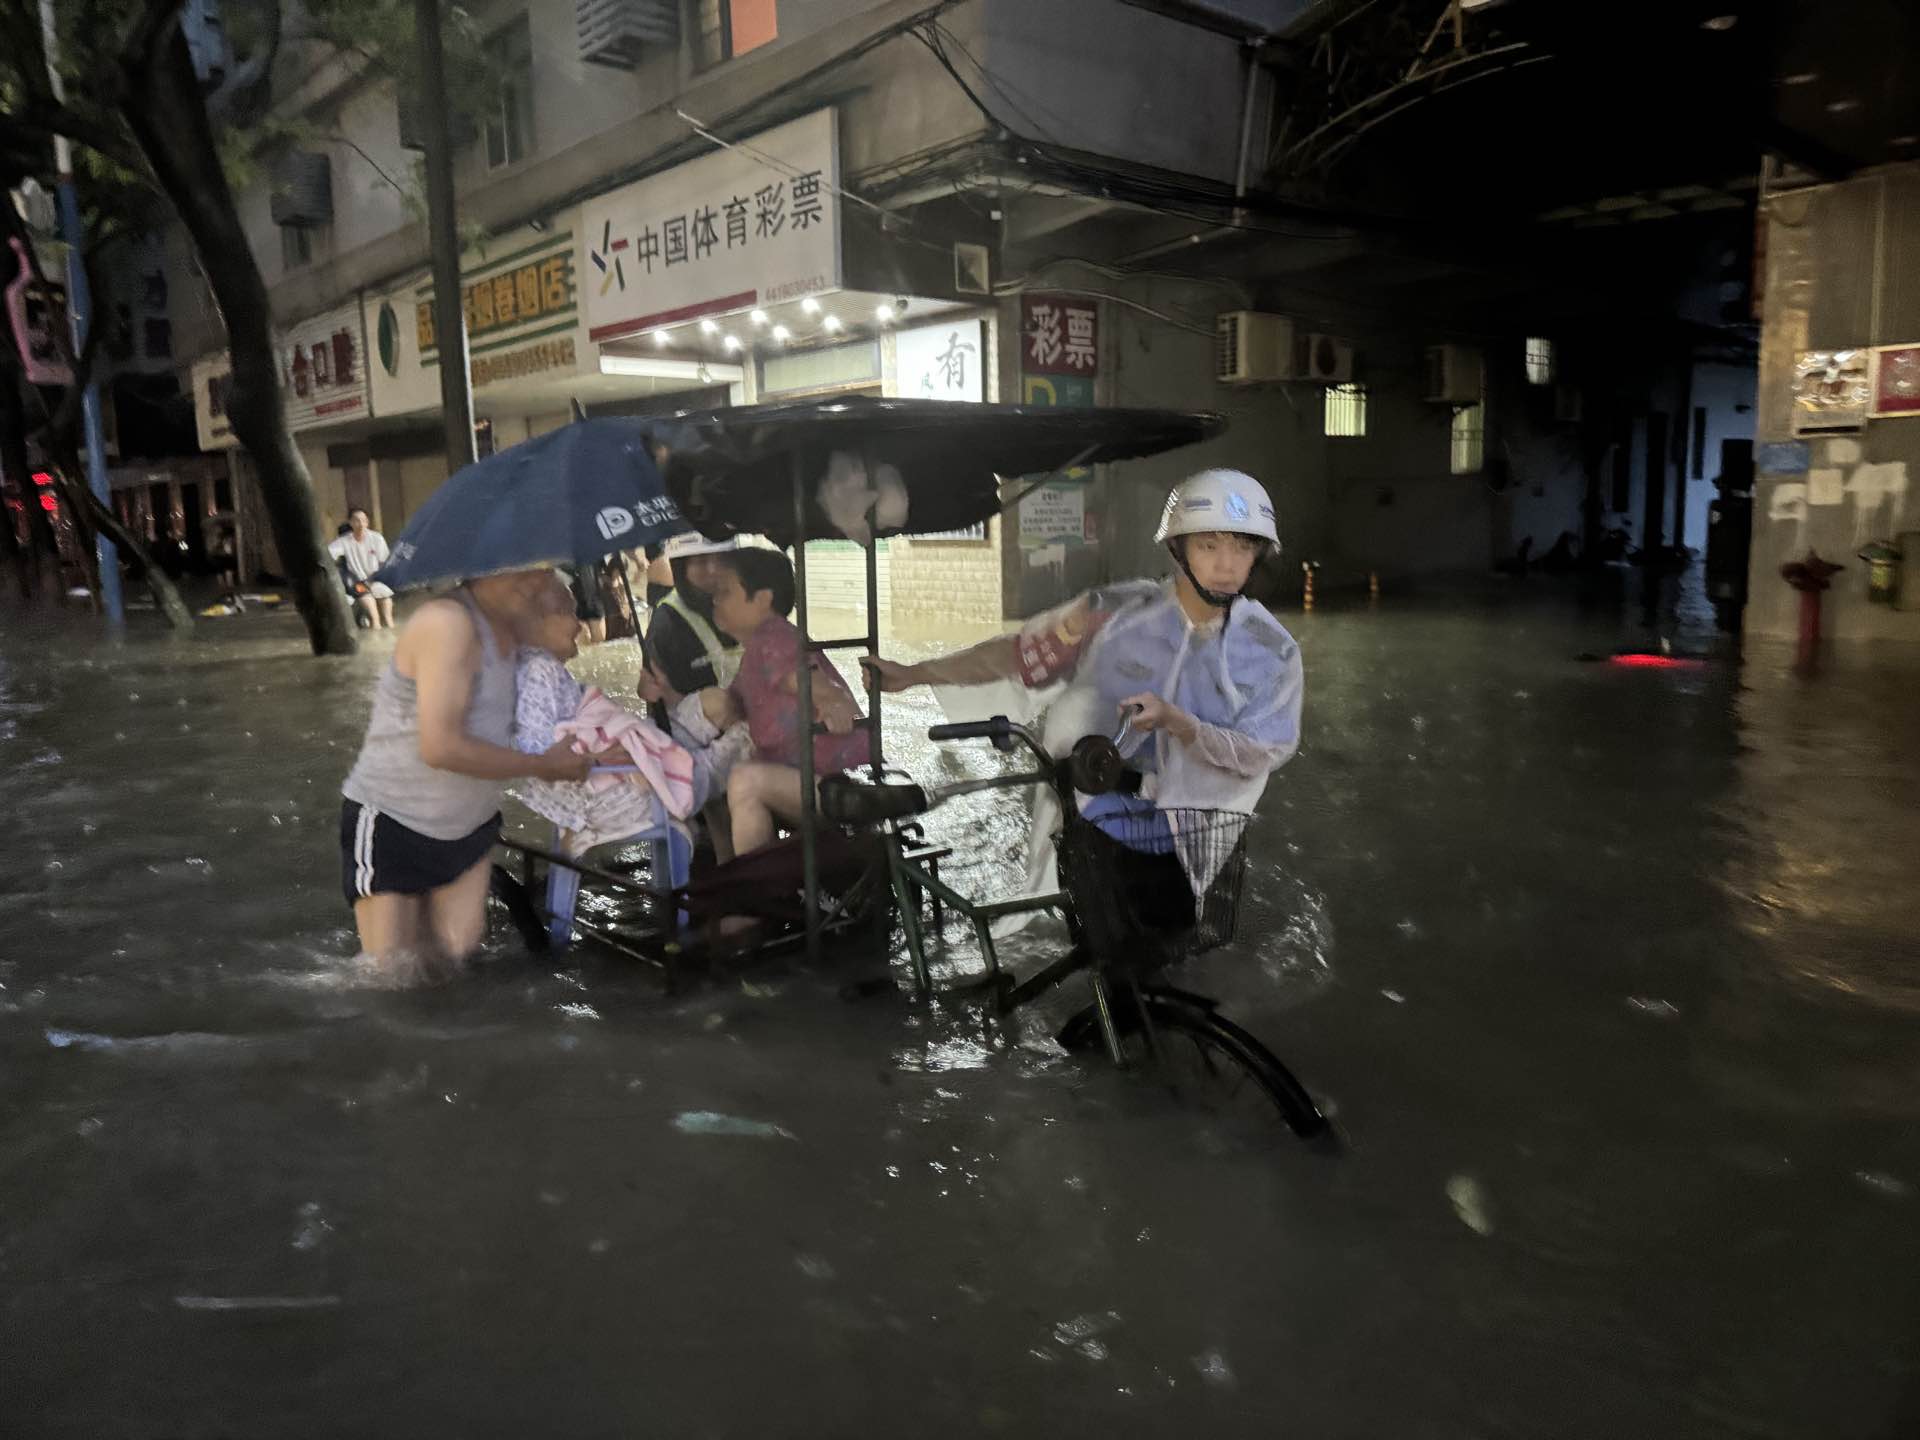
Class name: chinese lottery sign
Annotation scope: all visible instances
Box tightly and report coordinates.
[582,109,841,344]
[1021,294,1098,377]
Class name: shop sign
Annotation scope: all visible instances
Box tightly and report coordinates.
[1021,294,1098,377]
[192,354,238,451]
[364,217,590,419]
[897,318,982,403]
[1870,344,1920,418]
[582,109,841,344]
[280,301,369,430]
[5,238,72,386]
[415,250,575,357]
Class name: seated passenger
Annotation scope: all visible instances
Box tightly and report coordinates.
[509,579,719,856]
[708,547,872,856]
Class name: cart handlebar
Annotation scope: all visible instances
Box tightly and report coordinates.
[926,718,1013,743]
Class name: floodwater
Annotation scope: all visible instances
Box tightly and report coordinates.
[3,581,1917,1438]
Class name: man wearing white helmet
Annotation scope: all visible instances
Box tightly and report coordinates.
[865,469,1301,812]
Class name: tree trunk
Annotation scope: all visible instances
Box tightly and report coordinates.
[116,18,356,656]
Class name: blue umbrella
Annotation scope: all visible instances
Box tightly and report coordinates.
[374,417,689,590]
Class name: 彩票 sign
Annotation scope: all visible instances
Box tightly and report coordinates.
[1022,294,1098,378]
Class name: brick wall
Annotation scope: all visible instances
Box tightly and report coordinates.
[888,519,1004,624]
[802,540,890,617]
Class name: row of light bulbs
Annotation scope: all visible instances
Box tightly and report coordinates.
[650,296,901,352]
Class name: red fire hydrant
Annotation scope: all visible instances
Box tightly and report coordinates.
[1780,549,1845,672]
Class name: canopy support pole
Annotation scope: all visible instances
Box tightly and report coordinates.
[865,506,883,780]
[792,451,821,962]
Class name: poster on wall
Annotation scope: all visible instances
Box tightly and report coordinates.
[1017,483,1085,548]
[1870,344,1920,418]
[1017,371,1098,548]
[1790,349,1870,434]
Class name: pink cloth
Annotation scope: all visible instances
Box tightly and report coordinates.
[731,615,872,775]
[554,688,699,820]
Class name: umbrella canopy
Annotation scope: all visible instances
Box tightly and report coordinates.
[646,397,1225,546]
[374,418,687,590]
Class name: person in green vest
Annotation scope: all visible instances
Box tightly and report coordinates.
[639,532,750,860]
[640,533,744,708]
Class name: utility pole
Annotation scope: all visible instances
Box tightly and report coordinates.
[413,0,476,471]
[38,0,123,622]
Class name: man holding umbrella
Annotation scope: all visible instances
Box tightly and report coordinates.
[340,419,687,982]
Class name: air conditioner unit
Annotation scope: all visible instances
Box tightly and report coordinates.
[1425,343,1483,404]
[269,151,332,228]
[576,0,678,69]
[1302,333,1354,384]
[1216,312,1296,384]
[1554,384,1584,422]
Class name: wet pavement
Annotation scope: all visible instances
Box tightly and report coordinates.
[3,581,1917,1438]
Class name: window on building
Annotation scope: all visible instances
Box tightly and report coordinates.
[483,15,536,170]
[109,303,134,362]
[1525,336,1555,385]
[695,0,777,69]
[280,224,314,270]
[1691,406,1708,477]
[144,317,172,359]
[1450,400,1486,475]
[1323,383,1368,438]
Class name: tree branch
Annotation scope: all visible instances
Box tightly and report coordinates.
[0,103,148,176]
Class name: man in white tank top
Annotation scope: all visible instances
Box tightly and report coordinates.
[341,569,591,983]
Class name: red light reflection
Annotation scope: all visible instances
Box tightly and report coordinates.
[1607,652,1705,670]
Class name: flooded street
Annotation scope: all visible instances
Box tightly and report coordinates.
[3,585,1917,1438]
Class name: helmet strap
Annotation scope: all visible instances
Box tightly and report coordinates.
[1169,539,1237,610]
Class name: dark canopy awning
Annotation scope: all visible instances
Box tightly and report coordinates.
[646,396,1225,545]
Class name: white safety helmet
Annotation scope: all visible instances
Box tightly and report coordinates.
[661,531,745,560]
[1153,469,1280,551]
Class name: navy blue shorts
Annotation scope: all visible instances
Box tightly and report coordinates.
[340,800,501,907]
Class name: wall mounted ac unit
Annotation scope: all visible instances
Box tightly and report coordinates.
[1425,343,1483,404]
[1303,333,1354,384]
[1554,384,1584,422]
[577,0,678,69]
[270,152,332,228]
[1216,312,1296,384]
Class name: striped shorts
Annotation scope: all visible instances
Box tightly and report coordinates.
[340,800,501,907]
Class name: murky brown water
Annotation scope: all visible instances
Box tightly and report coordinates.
[2,580,1916,1437]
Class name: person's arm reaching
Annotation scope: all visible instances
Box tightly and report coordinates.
[404,603,591,782]
[863,633,1019,692]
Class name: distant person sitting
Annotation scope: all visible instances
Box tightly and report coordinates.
[329,508,396,629]
[332,523,371,628]
[708,547,871,856]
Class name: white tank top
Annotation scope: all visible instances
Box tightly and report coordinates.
[341,590,518,839]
